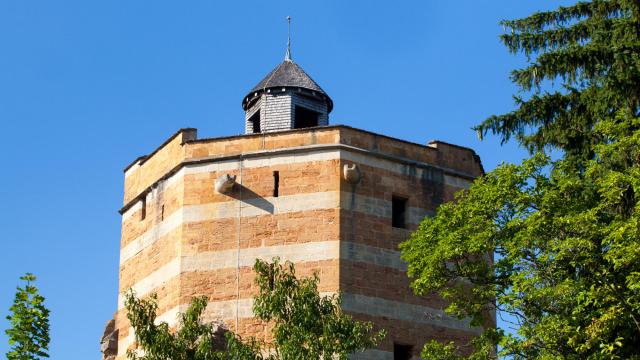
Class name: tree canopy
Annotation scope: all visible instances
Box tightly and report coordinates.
[124,292,244,360]
[476,0,640,162]
[5,273,51,360]
[401,1,640,359]
[252,258,384,359]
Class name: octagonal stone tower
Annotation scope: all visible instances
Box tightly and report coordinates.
[109,54,490,360]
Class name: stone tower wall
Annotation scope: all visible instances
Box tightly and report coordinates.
[337,157,478,358]
[114,126,485,359]
[116,128,345,357]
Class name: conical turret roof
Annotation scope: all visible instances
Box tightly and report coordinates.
[244,60,333,112]
[250,60,325,93]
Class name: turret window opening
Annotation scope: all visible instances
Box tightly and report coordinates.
[249,110,261,133]
[294,106,319,129]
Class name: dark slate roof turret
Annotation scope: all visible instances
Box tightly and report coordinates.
[243,60,333,112]
[251,60,324,93]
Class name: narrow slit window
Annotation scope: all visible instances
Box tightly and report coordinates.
[160,205,165,221]
[140,198,146,221]
[393,343,413,360]
[392,196,407,229]
[273,171,279,197]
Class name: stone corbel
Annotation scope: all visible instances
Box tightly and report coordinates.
[215,174,237,194]
[343,163,361,184]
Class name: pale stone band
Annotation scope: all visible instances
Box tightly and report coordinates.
[120,191,433,265]
[118,240,407,309]
[121,148,471,221]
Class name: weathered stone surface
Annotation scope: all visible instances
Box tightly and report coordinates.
[100,318,118,360]
[208,321,229,351]
[343,163,361,184]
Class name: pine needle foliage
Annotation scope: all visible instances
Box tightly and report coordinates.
[476,0,640,162]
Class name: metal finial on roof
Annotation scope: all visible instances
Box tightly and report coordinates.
[285,16,292,62]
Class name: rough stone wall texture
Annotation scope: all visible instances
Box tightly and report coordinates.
[338,153,471,359]
[100,319,118,360]
[123,129,196,204]
[114,126,484,359]
[122,126,483,203]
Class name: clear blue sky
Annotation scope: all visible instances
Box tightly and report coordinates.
[0,1,572,358]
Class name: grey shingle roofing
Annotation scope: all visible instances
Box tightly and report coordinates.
[250,60,327,94]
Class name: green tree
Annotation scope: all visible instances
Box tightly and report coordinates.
[401,1,640,359]
[476,0,640,164]
[125,258,384,359]
[124,291,261,360]
[5,273,51,360]
[252,258,385,359]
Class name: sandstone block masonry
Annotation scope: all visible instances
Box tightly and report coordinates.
[110,125,486,360]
